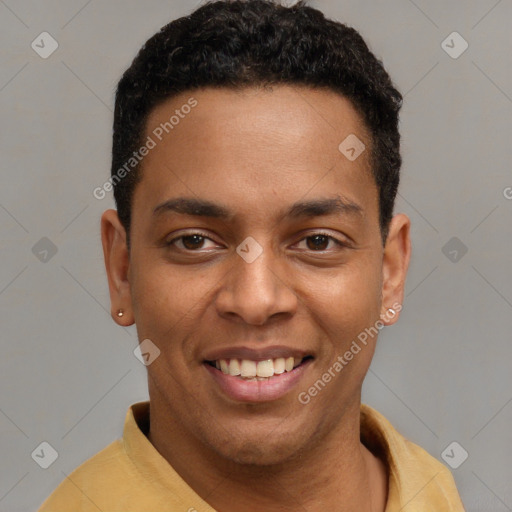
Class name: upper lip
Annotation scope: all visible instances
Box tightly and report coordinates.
[203,345,312,362]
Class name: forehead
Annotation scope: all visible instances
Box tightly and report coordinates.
[134,85,377,227]
[145,85,371,160]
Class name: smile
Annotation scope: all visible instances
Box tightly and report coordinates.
[207,357,310,379]
[204,354,314,402]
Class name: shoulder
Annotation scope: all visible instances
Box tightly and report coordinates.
[38,439,133,511]
[360,403,466,511]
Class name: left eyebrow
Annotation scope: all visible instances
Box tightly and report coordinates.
[152,195,364,221]
[285,196,364,220]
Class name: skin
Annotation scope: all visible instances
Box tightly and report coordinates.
[101,85,411,511]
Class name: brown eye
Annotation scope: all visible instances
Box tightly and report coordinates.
[165,231,218,251]
[306,235,330,251]
[295,232,349,252]
[181,235,206,250]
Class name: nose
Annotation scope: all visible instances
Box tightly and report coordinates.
[214,241,298,326]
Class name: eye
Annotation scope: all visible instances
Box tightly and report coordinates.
[165,232,219,251]
[165,231,350,253]
[295,232,349,251]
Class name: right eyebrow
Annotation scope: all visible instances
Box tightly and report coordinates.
[152,197,233,219]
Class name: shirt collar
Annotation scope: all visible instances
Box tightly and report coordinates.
[122,400,454,511]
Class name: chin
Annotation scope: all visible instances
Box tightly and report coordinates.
[206,425,311,467]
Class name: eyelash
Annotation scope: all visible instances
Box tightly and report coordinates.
[165,231,349,252]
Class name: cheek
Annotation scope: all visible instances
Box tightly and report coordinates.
[130,260,220,361]
[299,267,382,410]
[303,260,382,344]
[130,262,190,332]
[132,258,209,313]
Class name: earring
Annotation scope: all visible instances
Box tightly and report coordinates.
[117,309,124,317]
[380,307,396,321]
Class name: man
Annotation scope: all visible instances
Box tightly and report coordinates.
[39,0,465,510]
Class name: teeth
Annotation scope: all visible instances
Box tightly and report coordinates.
[273,357,285,374]
[256,360,274,378]
[228,359,241,376]
[241,360,257,377]
[220,359,229,374]
[215,356,304,379]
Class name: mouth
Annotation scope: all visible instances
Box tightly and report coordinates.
[203,353,314,403]
[205,356,313,380]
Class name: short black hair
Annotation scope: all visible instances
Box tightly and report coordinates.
[111,0,403,248]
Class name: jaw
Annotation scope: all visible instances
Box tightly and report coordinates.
[146,336,366,468]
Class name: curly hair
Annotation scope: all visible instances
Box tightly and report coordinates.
[111,0,403,248]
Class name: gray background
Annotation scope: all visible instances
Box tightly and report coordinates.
[1,0,511,510]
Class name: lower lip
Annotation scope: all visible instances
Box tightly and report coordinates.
[204,359,312,403]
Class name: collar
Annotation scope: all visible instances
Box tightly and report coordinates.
[122,401,452,510]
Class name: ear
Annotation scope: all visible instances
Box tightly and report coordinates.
[101,209,134,326]
[380,213,411,326]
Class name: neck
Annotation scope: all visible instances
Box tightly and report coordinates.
[147,392,387,512]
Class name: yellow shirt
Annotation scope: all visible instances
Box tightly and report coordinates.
[39,401,465,511]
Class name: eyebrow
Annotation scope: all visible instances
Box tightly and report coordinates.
[152,195,364,220]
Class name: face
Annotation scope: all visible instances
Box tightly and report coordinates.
[102,85,410,466]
